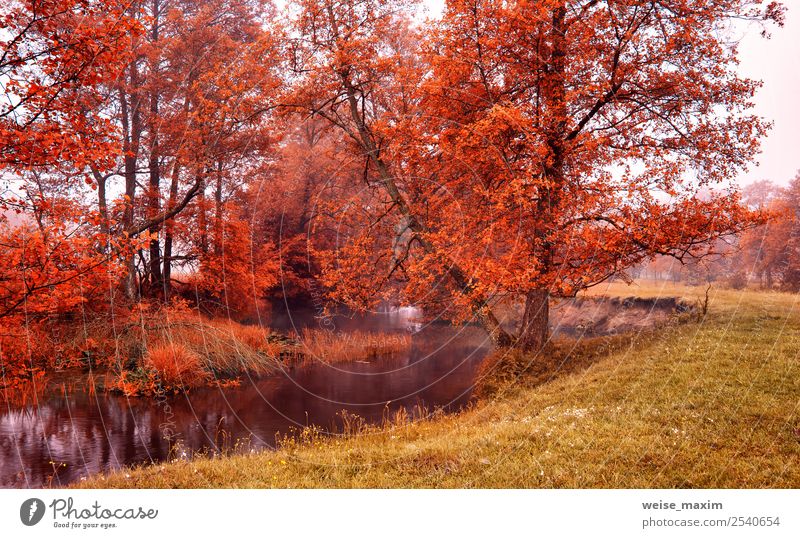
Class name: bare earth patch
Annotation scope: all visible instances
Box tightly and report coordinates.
[550,296,696,337]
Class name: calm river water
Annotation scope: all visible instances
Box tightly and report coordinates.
[0,308,491,487]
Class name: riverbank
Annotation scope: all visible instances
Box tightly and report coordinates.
[78,283,800,488]
[0,302,414,400]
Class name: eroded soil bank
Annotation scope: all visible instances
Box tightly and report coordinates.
[549,296,695,336]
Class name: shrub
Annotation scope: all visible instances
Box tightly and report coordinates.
[144,343,209,391]
[725,271,748,290]
[473,347,532,398]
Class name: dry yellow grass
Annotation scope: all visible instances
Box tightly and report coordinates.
[87,311,288,395]
[143,343,209,390]
[162,318,284,376]
[79,282,800,488]
[297,328,411,364]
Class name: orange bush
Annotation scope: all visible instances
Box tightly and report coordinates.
[144,343,209,391]
[106,371,145,397]
[221,323,283,356]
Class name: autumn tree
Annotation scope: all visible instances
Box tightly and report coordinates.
[89,0,283,305]
[0,0,139,316]
[285,0,514,332]
[0,0,138,170]
[155,0,284,313]
[739,176,800,289]
[0,0,142,385]
[292,0,782,351]
[778,177,800,290]
[0,0,285,381]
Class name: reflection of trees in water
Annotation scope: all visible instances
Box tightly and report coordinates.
[0,330,487,487]
[0,395,177,486]
[269,305,425,333]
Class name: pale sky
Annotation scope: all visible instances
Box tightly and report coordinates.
[737,5,800,186]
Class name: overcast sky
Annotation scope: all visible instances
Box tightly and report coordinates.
[737,5,800,186]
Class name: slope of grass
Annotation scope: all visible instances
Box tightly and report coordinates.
[78,283,800,488]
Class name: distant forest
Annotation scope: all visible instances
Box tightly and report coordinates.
[639,177,800,290]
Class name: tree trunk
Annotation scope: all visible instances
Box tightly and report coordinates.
[147,152,163,291]
[514,2,565,351]
[162,159,180,300]
[147,0,163,292]
[90,165,110,240]
[475,304,514,347]
[120,60,142,300]
[146,105,163,291]
[518,289,550,352]
[197,170,208,255]
[213,161,223,256]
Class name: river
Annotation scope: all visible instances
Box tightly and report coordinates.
[0,307,492,487]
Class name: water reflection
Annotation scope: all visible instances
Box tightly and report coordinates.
[269,304,426,334]
[0,317,489,488]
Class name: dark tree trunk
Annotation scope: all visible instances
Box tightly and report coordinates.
[518,289,550,352]
[162,90,191,300]
[98,177,109,237]
[146,110,163,291]
[162,159,180,300]
[213,161,223,256]
[147,0,163,292]
[90,165,110,240]
[147,157,163,291]
[513,3,565,352]
[120,60,142,300]
[197,170,208,255]
[517,2,566,351]
[476,304,514,348]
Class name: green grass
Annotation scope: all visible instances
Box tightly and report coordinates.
[78,282,800,488]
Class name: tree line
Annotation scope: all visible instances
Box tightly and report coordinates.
[0,0,786,379]
[641,176,800,290]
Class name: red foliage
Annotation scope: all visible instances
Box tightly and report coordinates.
[291,0,778,348]
[144,343,209,392]
[0,0,140,170]
[0,0,787,379]
[739,175,800,289]
[191,211,280,320]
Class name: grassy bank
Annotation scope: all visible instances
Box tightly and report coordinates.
[78,282,800,487]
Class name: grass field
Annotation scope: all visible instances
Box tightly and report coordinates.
[78,281,800,488]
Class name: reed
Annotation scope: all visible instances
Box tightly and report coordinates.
[149,319,284,377]
[144,343,209,391]
[297,328,411,364]
[0,370,48,405]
